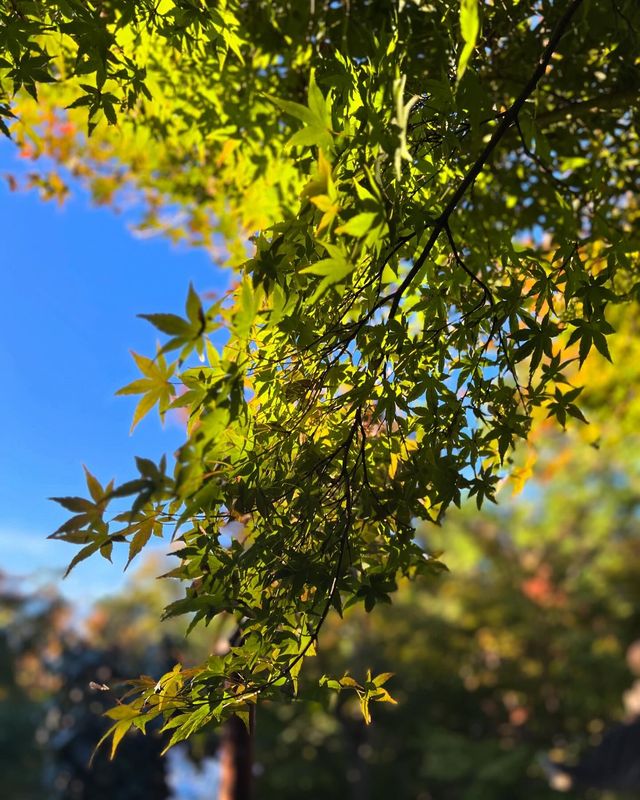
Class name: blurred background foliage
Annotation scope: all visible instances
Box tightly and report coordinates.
[255,329,640,800]
[3,308,640,799]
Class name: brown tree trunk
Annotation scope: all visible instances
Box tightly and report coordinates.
[218,708,254,800]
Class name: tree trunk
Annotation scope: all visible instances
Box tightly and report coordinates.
[218,709,254,800]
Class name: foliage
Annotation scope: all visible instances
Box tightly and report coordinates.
[2,0,640,750]
[251,344,640,799]
[253,465,640,800]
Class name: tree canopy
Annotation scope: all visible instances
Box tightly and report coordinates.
[2,0,640,753]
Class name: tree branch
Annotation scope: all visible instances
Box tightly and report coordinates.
[385,0,585,320]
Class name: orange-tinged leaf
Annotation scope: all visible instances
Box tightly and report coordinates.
[510,450,537,496]
[215,138,239,167]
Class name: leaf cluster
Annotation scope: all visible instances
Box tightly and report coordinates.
[5,0,640,751]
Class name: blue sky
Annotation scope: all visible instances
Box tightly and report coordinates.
[1,143,230,600]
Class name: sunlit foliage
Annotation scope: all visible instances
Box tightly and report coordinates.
[2,0,639,750]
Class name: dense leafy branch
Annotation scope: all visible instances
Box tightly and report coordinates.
[2,0,639,753]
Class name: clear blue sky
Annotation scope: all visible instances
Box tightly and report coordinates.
[0,143,230,601]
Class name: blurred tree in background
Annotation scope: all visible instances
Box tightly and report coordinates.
[0,573,55,799]
[0,561,220,799]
